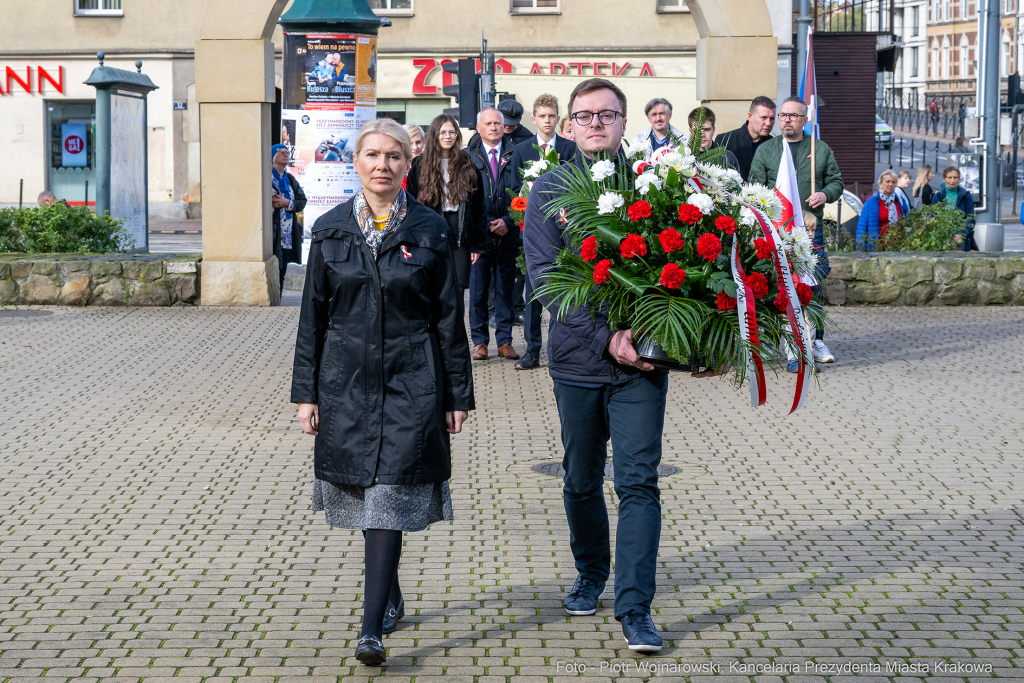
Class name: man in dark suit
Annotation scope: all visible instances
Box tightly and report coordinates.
[712,95,776,181]
[509,93,577,370]
[466,107,520,361]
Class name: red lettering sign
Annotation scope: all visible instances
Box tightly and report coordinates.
[412,58,438,95]
[495,58,512,73]
[6,66,33,94]
[568,61,590,75]
[612,62,630,76]
[593,62,610,76]
[64,135,84,154]
[638,62,655,77]
[440,58,455,88]
[38,66,63,94]
[550,62,567,75]
[529,62,543,75]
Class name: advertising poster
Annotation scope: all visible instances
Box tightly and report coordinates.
[61,123,88,168]
[948,152,982,204]
[282,32,377,262]
[110,93,147,251]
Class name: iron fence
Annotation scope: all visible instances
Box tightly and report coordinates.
[878,92,973,139]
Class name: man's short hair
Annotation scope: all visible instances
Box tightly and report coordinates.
[568,78,628,118]
[687,107,716,129]
[477,107,501,124]
[749,96,777,113]
[782,96,808,115]
[942,165,960,177]
[644,97,672,117]
[37,191,57,205]
[533,93,559,115]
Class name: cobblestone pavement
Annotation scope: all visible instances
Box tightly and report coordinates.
[1,305,1022,682]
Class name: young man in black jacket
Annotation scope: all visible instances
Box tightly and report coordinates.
[523,78,668,653]
[466,107,520,361]
[712,95,776,181]
[509,94,577,370]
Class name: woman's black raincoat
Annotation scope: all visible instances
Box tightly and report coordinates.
[291,197,474,487]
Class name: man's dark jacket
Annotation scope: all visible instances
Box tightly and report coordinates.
[273,172,306,266]
[509,134,578,195]
[523,150,649,385]
[713,123,772,181]
[406,155,488,252]
[291,196,474,487]
[466,135,520,249]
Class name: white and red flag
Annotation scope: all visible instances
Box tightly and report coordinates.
[774,141,804,235]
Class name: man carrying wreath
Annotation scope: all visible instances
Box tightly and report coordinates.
[523,78,668,653]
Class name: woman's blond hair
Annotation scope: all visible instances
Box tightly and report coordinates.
[355,118,413,161]
[802,210,817,231]
[912,164,932,196]
[877,169,898,185]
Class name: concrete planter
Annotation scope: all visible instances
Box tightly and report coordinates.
[0,253,201,306]
[826,252,1024,306]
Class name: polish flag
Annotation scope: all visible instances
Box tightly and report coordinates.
[774,141,804,234]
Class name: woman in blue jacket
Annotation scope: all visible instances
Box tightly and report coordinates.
[931,166,976,251]
[857,170,904,250]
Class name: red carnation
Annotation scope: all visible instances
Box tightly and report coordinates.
[696,233,722,262]
[593,259,613,285]
[754,238,773,260]
[716,292,737,311]
[627,200,653,222]
[659,263,687,289]
[715,215,737,234]
[581,235,598,262]
[746,272,770,298]
[658,228,684,253]
[796,282,814,306]
[620,234,647,259]
[774,292,789,311]
[678,203,703,224]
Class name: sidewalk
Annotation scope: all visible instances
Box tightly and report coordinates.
[1,305,1022,680]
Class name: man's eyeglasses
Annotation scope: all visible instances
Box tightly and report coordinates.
[570,110,623,126]
[778,112,807,120]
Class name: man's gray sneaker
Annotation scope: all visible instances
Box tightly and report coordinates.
[621,611,663,652]
[563,575,607,615]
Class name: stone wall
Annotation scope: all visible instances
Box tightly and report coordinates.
[0,254,200,306]
[826,252,1024,306]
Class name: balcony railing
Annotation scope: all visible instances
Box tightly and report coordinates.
[814,0,893,33]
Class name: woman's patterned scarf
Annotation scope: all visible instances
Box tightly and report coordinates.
[879,189,899,223]
[353,189,408,259]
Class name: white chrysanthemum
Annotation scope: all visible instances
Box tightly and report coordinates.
[687,192,715,215]
[523,159,549,179]
[634,173,662,195]
[626,139,648,158]
[740,183,783,221]
[597,191,624,215]
[590,159,615,182]
[725,169,744,187]
[650,146,680,165]
[739,205,757,227]
[781,225,818,278]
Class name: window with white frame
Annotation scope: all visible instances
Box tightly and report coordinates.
[74,0,122,16]
[912,46,919,78]
[911,6,919,36]
[656,0,690,12]
[367,0,412,14]
[511,0,559,13]
[931,43,939,79]
[942,40,950,79]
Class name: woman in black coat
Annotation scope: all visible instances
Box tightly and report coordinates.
[271,144,306,290]
[405,113,487,290]
[291,119,474,666]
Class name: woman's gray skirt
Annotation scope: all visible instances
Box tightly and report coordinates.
[312,478,453,532]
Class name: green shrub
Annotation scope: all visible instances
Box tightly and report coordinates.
[0,203,134,254]
[877,203,967,252]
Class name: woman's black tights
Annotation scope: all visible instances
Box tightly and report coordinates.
[361,529,403,639]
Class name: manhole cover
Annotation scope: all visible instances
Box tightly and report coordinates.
[0,310,52,318]
[532,462,682,478]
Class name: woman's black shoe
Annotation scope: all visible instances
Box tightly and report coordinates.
[355,635,386,666]
[382,597,405,634]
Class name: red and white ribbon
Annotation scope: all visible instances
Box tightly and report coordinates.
[730,237,767,407]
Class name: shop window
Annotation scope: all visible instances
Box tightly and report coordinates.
[367,0,412,15]
[511,0,559,14]
[74,0,123,16]
[46,101,97,206]
[656,0,690,12]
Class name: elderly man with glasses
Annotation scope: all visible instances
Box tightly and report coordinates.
[748,95,844,365]
[523,78,670,654]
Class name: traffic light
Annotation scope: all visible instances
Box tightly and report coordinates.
[442,58,478,128]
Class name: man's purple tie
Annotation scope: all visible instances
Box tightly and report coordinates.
[489,149,499,180]
[542,143,549,154]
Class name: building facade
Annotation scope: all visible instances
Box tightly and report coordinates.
[884,0,930,105]
[925,0,1015,97]
[2,0,792,214]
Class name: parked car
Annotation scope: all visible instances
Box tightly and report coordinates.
[875,115,894,149]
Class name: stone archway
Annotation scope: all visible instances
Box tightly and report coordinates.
[195,0,775,305]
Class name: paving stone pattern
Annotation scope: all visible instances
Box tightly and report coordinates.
[1,306,1022,682]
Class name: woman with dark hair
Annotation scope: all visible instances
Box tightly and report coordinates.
[406,114,486,290]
